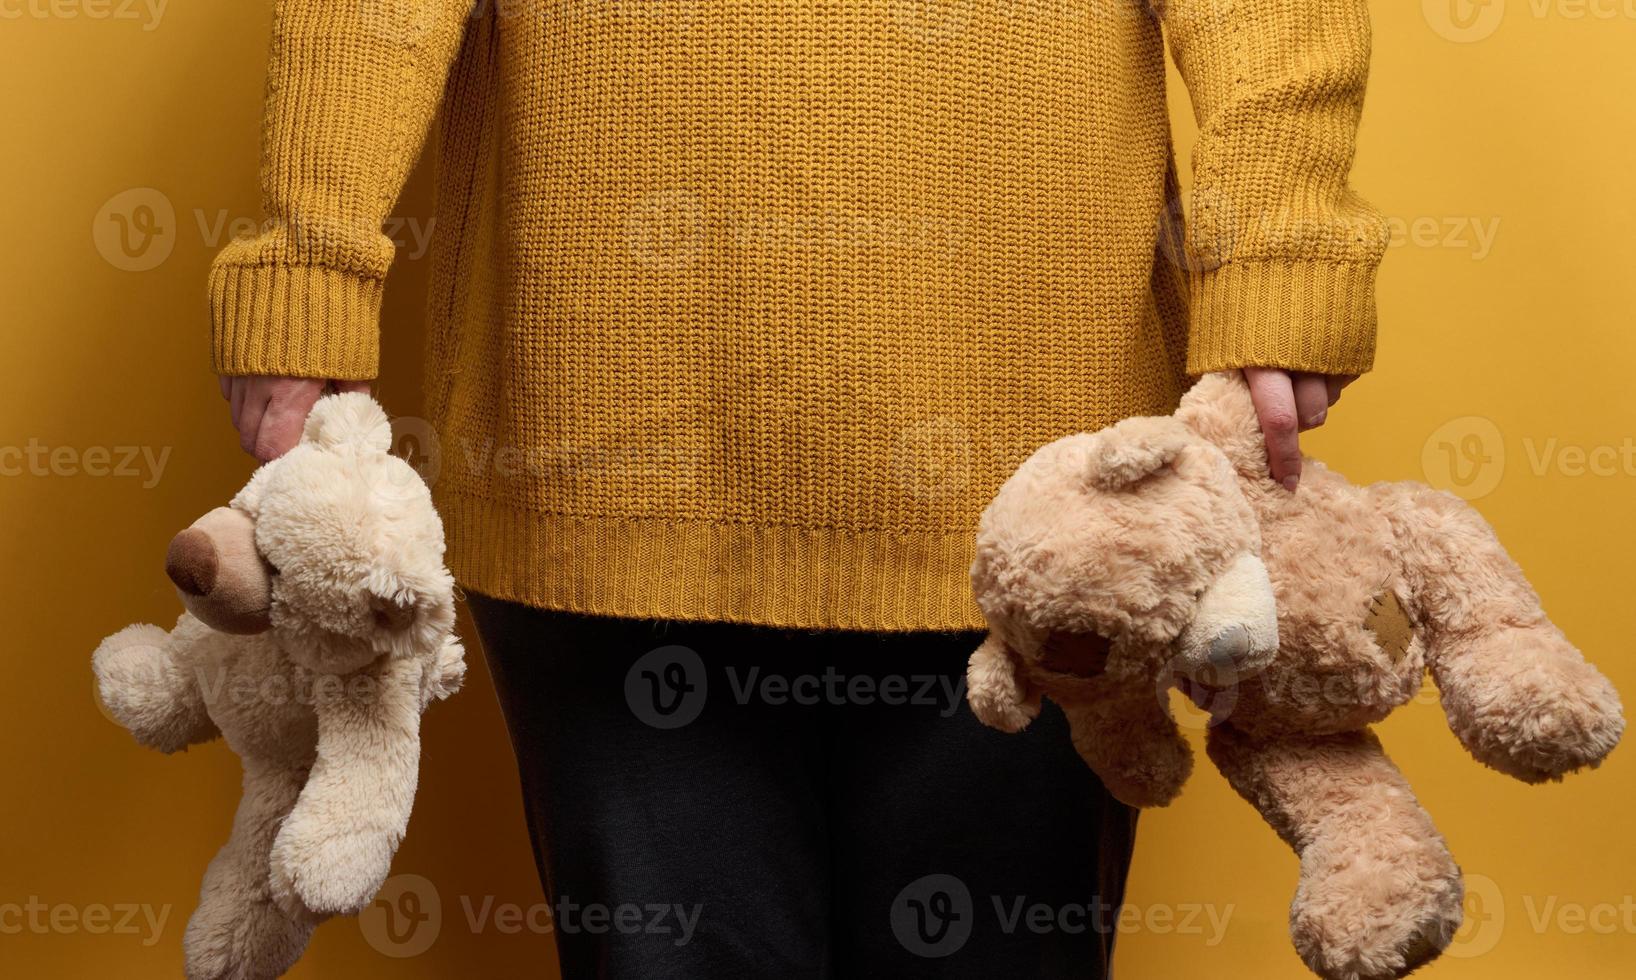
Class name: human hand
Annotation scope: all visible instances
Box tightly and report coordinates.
[1242,368,1355,492]
[219,375,372,463]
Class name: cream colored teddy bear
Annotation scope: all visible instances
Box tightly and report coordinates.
[94,393,465,980]
[968,371,1622,980]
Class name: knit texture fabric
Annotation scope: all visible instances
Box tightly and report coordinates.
[210,0,1387,630]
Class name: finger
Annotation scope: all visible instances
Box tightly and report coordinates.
[332,379,373,395]
[1293,373,1331,431]
[237,382,271,459]
[254,382,326,462]
[1243,367,1301,491]
[1325,374,1357,407]
[229,377,247,432]
[218,375,231,401]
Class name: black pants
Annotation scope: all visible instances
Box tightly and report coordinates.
[468,593,1135,979]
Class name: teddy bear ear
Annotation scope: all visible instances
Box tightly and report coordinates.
[1174,371,1263,463]
[1083,416,1194,492]
[301,391,394,454]
[228,457,277,518]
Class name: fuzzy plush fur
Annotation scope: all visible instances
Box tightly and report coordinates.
[968,371,1623,980]
[94,393,465,980]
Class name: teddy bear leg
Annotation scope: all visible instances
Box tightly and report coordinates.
[93,623,219,753]
[1206,725,1463,980]
[183,762,317,980]
[1060,681,1192,808]
[1379,483,1624,781]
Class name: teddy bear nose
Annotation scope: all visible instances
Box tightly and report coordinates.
[166,528,219,597]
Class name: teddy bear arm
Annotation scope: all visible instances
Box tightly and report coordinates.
[965,633,1041,733]
[93,621,220,753]
[1060,681,1192,808]
[1205,725,1463,980]
[417,635,468,711]
[271,654,425,917]
[1380,483,1625,781]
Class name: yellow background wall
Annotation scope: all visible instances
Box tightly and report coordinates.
[2,2,1632,977]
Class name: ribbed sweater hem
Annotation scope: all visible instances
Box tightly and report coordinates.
[438,492,986,632]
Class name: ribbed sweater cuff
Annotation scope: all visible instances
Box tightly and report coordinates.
[1186,260,1378,376]
[209,263,384,380]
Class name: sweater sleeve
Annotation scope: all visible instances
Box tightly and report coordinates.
[1162,0,1389,377]
[208,0,473,380]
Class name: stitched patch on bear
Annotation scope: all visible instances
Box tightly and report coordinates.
[1365,590,1413,663]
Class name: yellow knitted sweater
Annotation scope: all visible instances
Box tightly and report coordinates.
[210,0,1386,631]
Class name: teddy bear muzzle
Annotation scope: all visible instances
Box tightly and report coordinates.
[1172,551,1280,684]
[166,506,273,635]
[165,528,217,597]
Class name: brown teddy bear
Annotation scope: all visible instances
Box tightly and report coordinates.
[967,371,1623,980]
[93,393,465,980]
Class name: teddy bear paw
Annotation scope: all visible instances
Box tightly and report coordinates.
[1290,847,1463,980]
[1445,652,1625,783]
[1070,720,1193,808]
[269,823,397,918]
